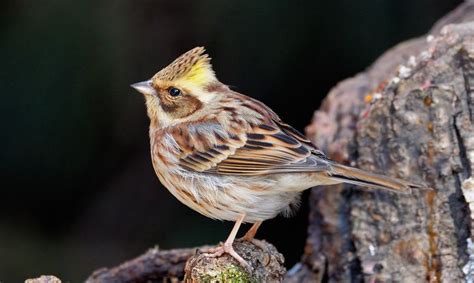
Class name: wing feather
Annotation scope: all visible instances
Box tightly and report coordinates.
[174,118,330,176]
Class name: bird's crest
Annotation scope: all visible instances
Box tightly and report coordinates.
[152,47,217,86]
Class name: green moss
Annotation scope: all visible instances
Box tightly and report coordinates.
[199,264,255,282]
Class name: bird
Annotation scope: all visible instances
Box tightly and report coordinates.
[131,47,421,269]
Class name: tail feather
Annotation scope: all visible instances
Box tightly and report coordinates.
[329,164,423,193]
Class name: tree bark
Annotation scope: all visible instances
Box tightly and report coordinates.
[291,2,474,282]
[75,1,473,282]
[85,246,199,282]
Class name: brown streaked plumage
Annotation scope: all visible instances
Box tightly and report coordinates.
[131,47,423,269]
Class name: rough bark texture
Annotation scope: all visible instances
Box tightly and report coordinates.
[292,2,474,282]
[85,246,199,282]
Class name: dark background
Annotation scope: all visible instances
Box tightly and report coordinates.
[0,0,461,281]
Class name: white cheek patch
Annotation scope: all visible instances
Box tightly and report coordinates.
[156,110,174,126]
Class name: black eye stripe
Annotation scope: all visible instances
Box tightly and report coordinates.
[168,87,181,97]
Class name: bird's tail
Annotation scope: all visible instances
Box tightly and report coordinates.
[328,163,422,193]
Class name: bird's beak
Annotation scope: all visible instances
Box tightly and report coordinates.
[130,80,156,96]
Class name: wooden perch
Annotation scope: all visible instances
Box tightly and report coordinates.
[85,240,285,282]
[85,246,198,282]
[184,240,286,282]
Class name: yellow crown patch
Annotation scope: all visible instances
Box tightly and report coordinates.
[153,47,217,86]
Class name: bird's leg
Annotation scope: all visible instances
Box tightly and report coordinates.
[204,214,250,269]
[240,221,267,251]
[242,221,262,241]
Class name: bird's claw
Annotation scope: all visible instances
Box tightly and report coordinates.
[202,243,252,271]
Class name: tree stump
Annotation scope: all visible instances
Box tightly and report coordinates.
[291,7,474,283]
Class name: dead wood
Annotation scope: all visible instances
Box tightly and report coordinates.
[293,2,474,282]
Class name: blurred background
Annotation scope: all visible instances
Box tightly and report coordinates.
[0,0,461,281]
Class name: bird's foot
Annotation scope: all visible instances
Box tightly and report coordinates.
[202,242,251,270]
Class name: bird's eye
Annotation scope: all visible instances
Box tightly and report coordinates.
[168,87,181,97]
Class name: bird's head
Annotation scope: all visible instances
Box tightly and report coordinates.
[131,47,227,128]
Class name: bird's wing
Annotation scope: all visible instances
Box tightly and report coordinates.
[176,120,331,176]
